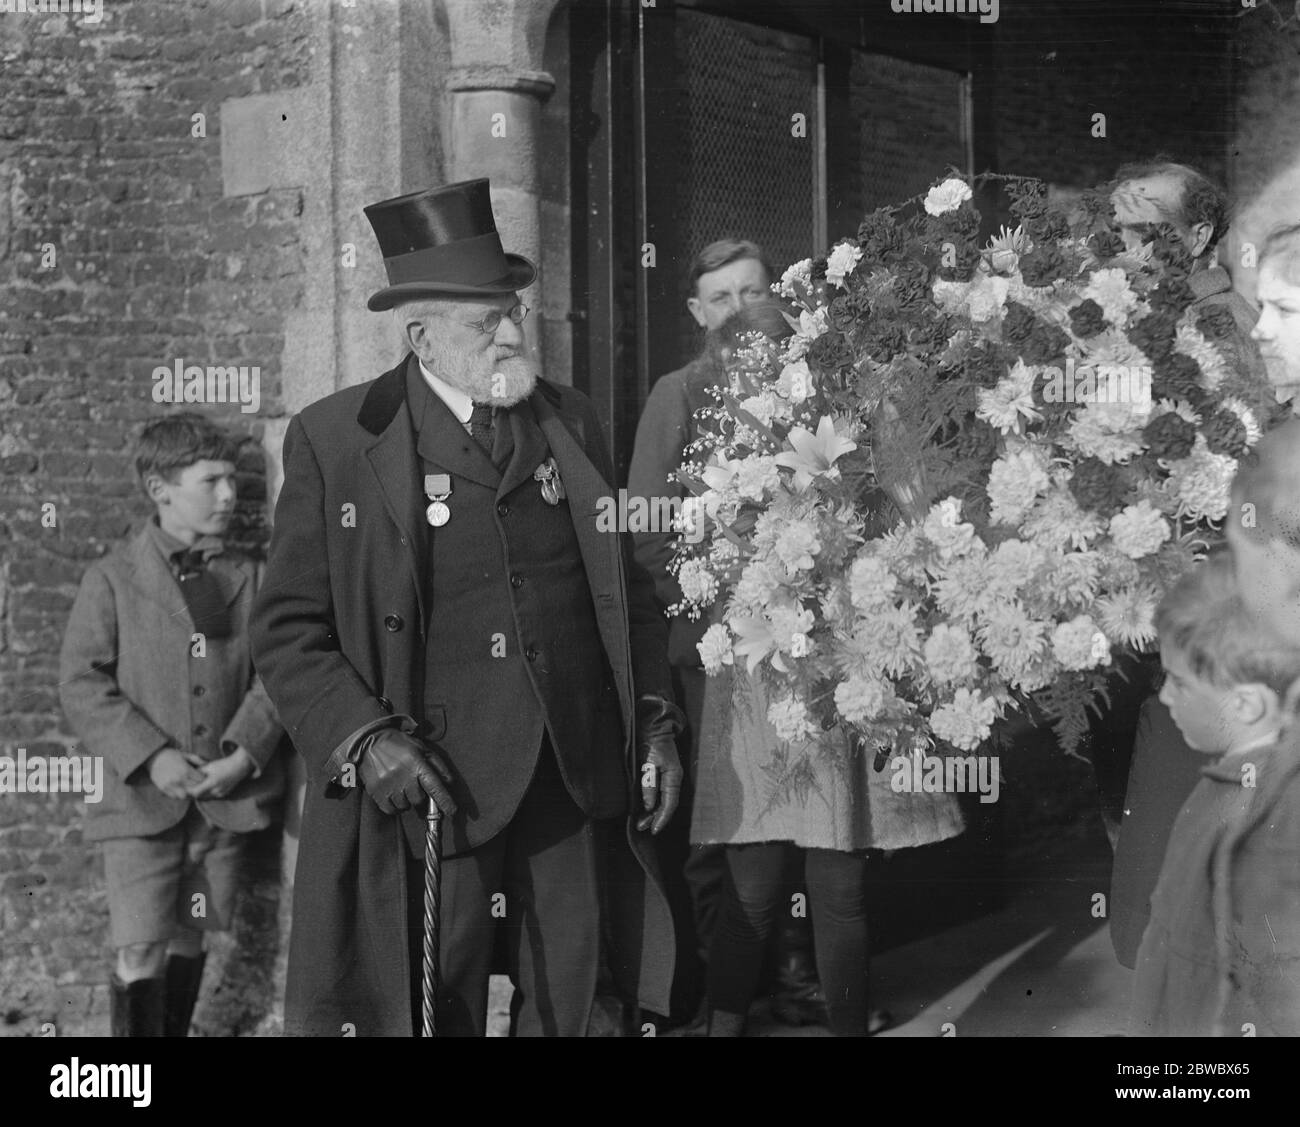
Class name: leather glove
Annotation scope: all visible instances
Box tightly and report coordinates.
[358,727,458,818]
[635,694,686,835]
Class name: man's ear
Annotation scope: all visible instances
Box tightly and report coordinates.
[686,295,707,328]
[1188,221,1215,260]
[404,316,427,355]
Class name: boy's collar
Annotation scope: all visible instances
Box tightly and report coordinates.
[147,515,224,563]
[1204,735,1281,782]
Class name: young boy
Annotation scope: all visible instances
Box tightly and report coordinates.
[59,414,284,1037]
[1131,552,1300,1036]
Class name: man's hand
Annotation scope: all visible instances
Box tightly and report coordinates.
[146,746,205,800]
[358,728,458,818]
[635,696,686,835]
[188,746,256,799]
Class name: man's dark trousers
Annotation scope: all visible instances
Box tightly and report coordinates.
[406,737,600,1037]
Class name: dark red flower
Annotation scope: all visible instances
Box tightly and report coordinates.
[1069,299,1107,338]
[1203,410,1249,458]
[1069,457,1129,513]
[1142,411,1197,461]
[1002,301,1037,344]
[1089,229,1126,260]
[1019,246,1070,287]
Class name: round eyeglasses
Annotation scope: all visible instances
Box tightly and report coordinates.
[466,303,530,336]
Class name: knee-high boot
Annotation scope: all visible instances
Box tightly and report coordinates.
[110,975,166,1038]
[163,953,206,1037]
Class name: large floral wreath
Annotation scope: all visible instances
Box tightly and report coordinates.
[668,172,1277,789]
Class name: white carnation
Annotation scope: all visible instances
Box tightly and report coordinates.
[825,242,864,288]
[697,624,734,674]
[924,177,973,217]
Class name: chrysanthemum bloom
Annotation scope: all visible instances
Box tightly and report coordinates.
[1165,434,1236,522]
[768,695,817,743]
[987,447,1051,525]
[1107,500,1172,559]
[1094,584,1159,649]
[930,687,998,751]
[848,553,899,612]
[977,360,1042,434]
[834,674,892,724]
[1051,615,1110,671]
[923,623,981,686]
[978,602,1050,682]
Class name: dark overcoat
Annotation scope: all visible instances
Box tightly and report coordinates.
[251,355,676,1035]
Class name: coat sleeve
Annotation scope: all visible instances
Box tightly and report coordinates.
[251,415,392,779]
[576,393,673,704]
[626,373,690,614]
[220,675,283,773]
[58,563,172,780]
[1221,778,1300,1037]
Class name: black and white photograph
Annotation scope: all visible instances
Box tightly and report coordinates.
[2,0,1299,1081]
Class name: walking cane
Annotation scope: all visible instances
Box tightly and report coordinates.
[420,804,443,1038]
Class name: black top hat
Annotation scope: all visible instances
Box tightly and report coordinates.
[363,178,537,311]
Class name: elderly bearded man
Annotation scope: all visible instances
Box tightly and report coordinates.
[253,179,685,1036]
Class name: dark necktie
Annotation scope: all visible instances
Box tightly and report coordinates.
[175,549,231,638]
[469,402,495,456]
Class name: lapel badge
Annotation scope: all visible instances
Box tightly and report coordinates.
[424,473,452,527]
[533,457,565,506]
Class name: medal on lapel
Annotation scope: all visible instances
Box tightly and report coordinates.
[533,457,565,506]
[424,473,452,527]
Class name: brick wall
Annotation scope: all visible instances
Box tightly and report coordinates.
[0,0,310,1036]
[990,1,1233,189]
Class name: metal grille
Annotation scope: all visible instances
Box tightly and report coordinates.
[852,50,968,212]
[673,11,817,318]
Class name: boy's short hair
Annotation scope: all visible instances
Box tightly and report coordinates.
[134,413,241,498]
[1229,419,1300,549]
[1156,551,1300,697]
[688,239,775,296]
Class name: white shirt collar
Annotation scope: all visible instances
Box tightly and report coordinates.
[417,359,474,425]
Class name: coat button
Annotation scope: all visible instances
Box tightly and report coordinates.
[384,614,403,632]
[497,502,509,517]
[510,573,524,589]
[525,646,539,661]
[192,685,205,697]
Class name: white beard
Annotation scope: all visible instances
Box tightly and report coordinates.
[423,347,538,407]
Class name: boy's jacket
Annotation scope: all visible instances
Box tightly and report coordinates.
[59,524,286,841]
